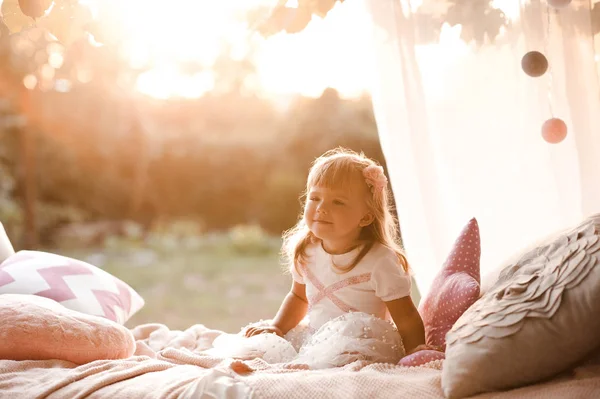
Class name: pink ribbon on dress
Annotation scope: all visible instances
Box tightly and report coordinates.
[300,264,371,313]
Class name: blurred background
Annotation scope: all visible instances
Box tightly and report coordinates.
[0,0,393,332]
[1,0,566,331]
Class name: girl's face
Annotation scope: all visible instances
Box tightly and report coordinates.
[304,179,373,253]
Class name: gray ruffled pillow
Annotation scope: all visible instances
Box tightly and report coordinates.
[442,213,600,398]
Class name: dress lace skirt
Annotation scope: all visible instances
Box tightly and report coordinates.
[210,312,404,369]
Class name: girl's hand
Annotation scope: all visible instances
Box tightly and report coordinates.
[244,325,283,338]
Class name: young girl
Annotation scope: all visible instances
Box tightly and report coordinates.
[237,148,426,368]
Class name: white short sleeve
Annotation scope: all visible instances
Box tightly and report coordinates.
[290,263,304,284]
[290,244,319,285]
[370,253,411,301]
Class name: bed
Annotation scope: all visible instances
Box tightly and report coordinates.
[1,321,600,399]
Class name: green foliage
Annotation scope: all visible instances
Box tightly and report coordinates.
[59,228,420,330]
[227,224,280,255]
[0,163,20,229]
[0,100,22,240]
[26,89,385,240]
[256,0,599,47]
[256,0,345,36]
[102,221,279,257]
[0,0,391,248]
[59,243,290,332]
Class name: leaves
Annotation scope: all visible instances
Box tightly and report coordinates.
[593,2,600,35]
[0,16,10,38]
[18,0,53,19]
[2,0,91,45]
[37,1,92,45]
[2,0,36,32]
[442,0,508,45]
[310,0,338,18]
[256,0,345,37]
[4,27,61,85]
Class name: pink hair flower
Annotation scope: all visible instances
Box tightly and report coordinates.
[363,165,388,193]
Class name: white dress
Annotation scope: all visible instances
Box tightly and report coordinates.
[210,242,412,369]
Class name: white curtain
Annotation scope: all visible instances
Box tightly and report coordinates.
[361,0,600,298]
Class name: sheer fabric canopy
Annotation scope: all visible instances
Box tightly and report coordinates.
[361,0,600,297]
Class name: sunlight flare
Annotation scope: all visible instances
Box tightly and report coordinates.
[78,0,518,99]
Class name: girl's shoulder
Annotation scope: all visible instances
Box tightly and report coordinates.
[366,242,399,262]
[365,243,409,275]
[368,243,412,301]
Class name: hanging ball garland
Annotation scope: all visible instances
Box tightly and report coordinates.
[520,0,574,143]
[541,118,567,144]
[547,0,572,9]
[521,51,548,77]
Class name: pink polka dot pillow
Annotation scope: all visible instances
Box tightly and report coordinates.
[0,250,144,325]
[420,218,481,349]
[399,349,446,367]
[399,218,481,367]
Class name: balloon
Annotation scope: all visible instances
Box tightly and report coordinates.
[541,118,567,144]
[521,51,548,78]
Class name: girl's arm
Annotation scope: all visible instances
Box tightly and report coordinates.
[385,296,426,355]
[246,281,308,337]
[272,281,308,334]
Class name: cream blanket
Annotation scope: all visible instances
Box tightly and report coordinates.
[0,323,599,398]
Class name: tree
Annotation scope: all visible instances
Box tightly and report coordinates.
[0,0,273,247]
[0,0,134,248]
[256,0,599,45]
[0,0,597,248]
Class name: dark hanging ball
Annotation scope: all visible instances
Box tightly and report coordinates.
[521,51,548,78]
[18,0,53,20]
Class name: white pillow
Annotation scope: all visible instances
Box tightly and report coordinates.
[0,250,144,325]
[442,213,600,398]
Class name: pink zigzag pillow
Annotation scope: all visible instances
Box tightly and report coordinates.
[399,218,481,367]
[0,250,144,325]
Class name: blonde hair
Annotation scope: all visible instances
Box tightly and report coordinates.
[282,147,409,276]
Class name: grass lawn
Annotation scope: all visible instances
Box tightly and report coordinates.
[56,227,420,333]
[59,237,291,333]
